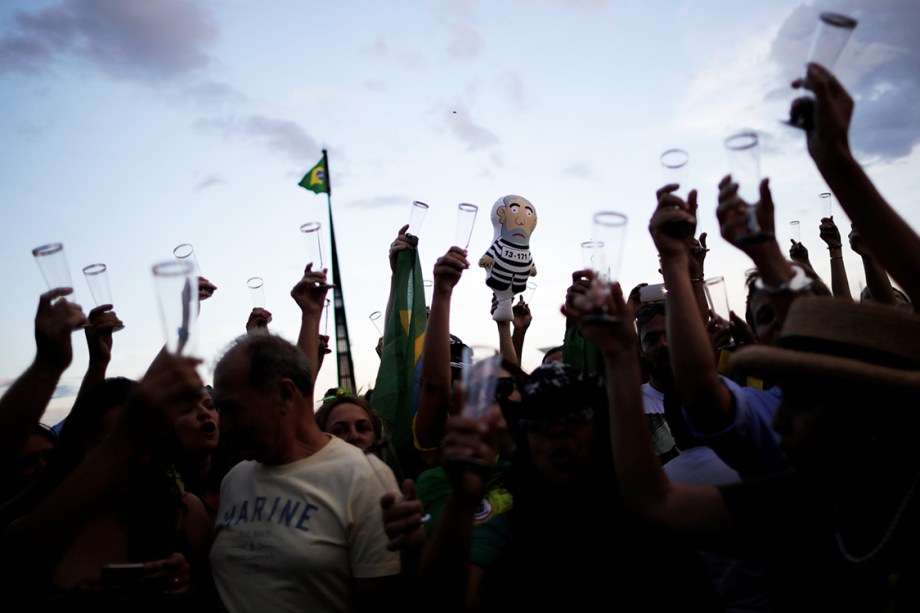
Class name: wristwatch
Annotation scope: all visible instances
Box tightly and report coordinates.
[753,263,813,294]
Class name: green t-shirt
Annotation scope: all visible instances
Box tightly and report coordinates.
[415,461,513,568]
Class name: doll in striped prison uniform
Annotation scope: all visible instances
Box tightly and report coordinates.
[478,194,538,322]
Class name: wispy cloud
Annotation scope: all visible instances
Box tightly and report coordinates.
[361,37,425,69]
[195,114,319,162]
[516,0,608,10]
[444,21,484,61]
[364,79,387,92]
[501,71,527,110]
[433,0,484,62]
[563,163,593,180]
[349,195,412,210]
[194,174,227,192]
[51,383,78,399]
[0,0,217,81]
[179,81,246,110]
[769,0,920,161]
[446,105,500,150]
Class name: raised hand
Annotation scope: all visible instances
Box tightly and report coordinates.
[245,307,273,334]
[34,288,88,372]
[689,232,710,280]
[716,175,775,249]
[706,311,733,350]
[129,353,203,440]
[790,62,854,166]
[198,276,217,302]
[441,407,504,501]
[563,269,593,317]
[389,224,416,274]
[317,333,332,356]
[512,296,532,331]
[650,184,698,259]
[626,283,648,314]
[432,246,470,295]
[84,304,123,365]
[789,239,810,265]
[563,273,637,357]
[728,310,757,346]
[290,263,333,318]
[848,226,871,258]
[819,216,843,248]
[380,479,427,552]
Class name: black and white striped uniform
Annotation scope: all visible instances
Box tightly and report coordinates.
[483,237,533,294]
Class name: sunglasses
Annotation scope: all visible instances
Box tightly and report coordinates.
[517,407,594,432]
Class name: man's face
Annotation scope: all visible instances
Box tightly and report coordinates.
[638,313,670,376]
[214,349,284,463]
[771,377,854,475]
[498,197,537,246]
[525,417,594,484]
[748,289,783,347]
[15,432,55,487]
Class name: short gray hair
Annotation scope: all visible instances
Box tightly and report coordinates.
[215,333,314,397]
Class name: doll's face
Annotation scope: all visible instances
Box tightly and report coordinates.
[497,197,537,246]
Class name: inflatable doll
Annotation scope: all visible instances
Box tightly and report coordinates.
[478,194,537,321]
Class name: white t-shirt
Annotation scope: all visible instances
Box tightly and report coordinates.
[209,435,400,613]
[642,383,741,486]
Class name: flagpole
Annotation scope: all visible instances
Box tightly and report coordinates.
[322,150,357,392]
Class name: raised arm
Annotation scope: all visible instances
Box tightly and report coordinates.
[0,289,86,464]
[492,295,517,367]
[417,408,504,612]
[291,263,333,383]
[245,307,273,335]
[562,275,729,535]
[849,226,899,305]
[1,353,203,575]
[76,304,124,399]
[385,225,415,326]
[652,185,733,430]
[510,296,532,365]
[791,62,920,305]
[818,216,853,300]
[414,247,469,450]
[688,233,711,323]
[491,294,528,367]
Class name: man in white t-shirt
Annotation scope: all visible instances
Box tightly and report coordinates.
[209,332,400,613]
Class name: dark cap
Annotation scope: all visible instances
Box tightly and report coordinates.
[517,362,603,428]
[449,334,469,380]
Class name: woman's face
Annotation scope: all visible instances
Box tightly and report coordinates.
[174,390,220,451]
[324,403,377,451]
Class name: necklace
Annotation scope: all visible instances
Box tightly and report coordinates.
[835,470,920,564]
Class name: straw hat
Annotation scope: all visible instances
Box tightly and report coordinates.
[731,296,920,390]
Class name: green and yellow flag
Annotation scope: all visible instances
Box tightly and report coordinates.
[371,237,427,452]
[298,155,329,194]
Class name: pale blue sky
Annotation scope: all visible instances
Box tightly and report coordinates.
[2,0,918,425]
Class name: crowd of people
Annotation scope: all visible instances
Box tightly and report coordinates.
[1,63,918,612]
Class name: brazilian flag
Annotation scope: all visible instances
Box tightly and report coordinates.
[371,235,427,453]
[298,155,329,194]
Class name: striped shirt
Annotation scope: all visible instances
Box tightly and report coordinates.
[483,237,533,294]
